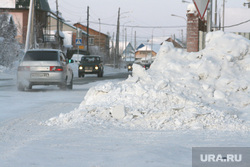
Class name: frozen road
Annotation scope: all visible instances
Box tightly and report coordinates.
[0,70,249,167]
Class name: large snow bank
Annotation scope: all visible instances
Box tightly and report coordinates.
[46,31,250,131]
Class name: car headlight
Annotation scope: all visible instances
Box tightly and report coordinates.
[79,66,83,70]
[95,65,99,70]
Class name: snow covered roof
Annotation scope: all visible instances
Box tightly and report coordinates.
[136,45,157,53]
[48,14,88,36]
[0,0,15,8]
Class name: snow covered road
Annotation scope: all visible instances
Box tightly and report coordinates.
[0,73,249,167]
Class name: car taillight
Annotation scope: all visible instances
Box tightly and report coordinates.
[50,66,63,71]
[18,66,30,71]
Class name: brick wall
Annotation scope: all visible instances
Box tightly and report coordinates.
[186,13,199,52]
[74,23,110,56]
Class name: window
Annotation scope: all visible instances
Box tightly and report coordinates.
[89,38,94,45]
[24,51,58,61]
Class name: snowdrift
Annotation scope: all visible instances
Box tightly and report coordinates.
[46,31,250,131]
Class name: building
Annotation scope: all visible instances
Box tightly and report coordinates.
[135,44,157,60]
[0,0,51,47]
[122,42,135,63]
[165,37,185,48]
[73,23,110,60]
[135,44,157,64]
[45,14,88,52]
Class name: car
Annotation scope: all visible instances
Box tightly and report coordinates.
[71,53,84,64]
[17,49,74,91]
[78,55,104,77]
[144,63,151,70]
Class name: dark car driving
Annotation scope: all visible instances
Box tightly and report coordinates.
[78,56,104,77]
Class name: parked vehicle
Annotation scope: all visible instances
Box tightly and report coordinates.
[78,55,104,77]
[17,49,73,91]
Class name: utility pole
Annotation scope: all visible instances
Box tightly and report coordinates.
[222,0,225,31]
[125,27,127,63]
[25,0,34,52]
[115,8,120,68]
[98,18,101,53]
[214,0,217,30]
[134,30,136,51]
[56,0,60,49]
[87,6,89,54]
[112,32,115,67]
[207,1,212,32]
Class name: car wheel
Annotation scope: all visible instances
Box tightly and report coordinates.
[78,73,84,78]
[97,71,103,77]
[28,84,32,90]
[67,77,73,90]
[17,83,25,91]
[59,80,67,90]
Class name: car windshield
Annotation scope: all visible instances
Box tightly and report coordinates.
[82,57,100,63]
[23,51,58,61]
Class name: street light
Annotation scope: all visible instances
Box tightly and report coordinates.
[171,14,186,44]
[182,0,191,3]
[171,14,186,21]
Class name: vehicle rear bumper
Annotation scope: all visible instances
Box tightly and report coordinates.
[17,71,65,86]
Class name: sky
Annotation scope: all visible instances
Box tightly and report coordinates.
[48,0,249,45]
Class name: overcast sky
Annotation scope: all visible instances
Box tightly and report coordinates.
[48,0,249,44]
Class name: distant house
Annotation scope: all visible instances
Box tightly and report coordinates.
[0,0,51,46]
[122,42,135,63]
[135,44,157,62]
[73,23,110,58]
[45,14,88,51]
[164,37,185,48]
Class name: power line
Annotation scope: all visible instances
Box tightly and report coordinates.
[88,21,186,29]
[222,19,250,28]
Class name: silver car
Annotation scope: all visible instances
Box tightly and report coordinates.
[17,49,73,91]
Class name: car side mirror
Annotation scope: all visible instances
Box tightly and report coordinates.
[69,59,74,63]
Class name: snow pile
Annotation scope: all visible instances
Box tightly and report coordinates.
[46,31,250,131]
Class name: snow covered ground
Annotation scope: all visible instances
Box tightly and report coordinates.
[0,31,250,167]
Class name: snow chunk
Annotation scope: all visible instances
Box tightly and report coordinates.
[111,105,126,120]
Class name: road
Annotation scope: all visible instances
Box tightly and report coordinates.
[74,71,130,85]
[0,70,249,167]
[0,70,130,123]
